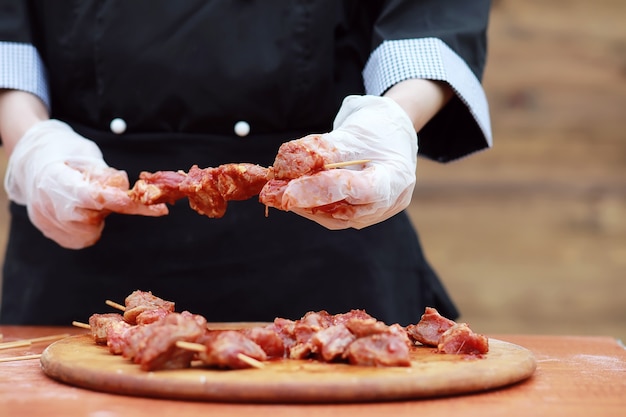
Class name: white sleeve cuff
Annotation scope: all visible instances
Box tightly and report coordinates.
[363,37,492,148]
[0,41,50,109]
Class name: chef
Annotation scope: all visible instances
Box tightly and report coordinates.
[0,1,492,325]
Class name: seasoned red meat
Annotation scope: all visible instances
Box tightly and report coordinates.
[129,170,188,205]
[437,323,489,355]
[259,134,344,212]
[258,179,288,211]
[271,317,298,352]
[289,310,334,359]
[215,163,271,201]
[135,307,171,325]
[123,290,175,325]
[179,310,208,328]
[241,325,286,358]
[344,317,390,338]
[88,313,124,344]
[106,320,133,355]
[310,324,356,362]
[179,165,227,218]
[330,309,375,325]
[271,135,332,180]
[344,332,411,367]
[122,312,206,371]
[196,330,267,369]
[406,307,456,346]
[130,163,270,218]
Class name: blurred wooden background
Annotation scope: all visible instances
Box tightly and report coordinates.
[0,0,624,340]
[408,0,626,342]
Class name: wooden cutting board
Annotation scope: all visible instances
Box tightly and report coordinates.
[40,329,536,403]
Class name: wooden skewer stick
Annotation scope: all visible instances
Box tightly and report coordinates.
[0,333,70,350]
[72,321,92,330]
[324,159,371,169]
[235,353,266,369]
[26,334,71,344]
[0,354,42,363]
[175,340,206,352]
[175,340,265,369]
[0,340,31,350]
[105,300,126,312]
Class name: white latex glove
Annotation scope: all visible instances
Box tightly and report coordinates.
[4,119,167,249]
[281,95,418,229]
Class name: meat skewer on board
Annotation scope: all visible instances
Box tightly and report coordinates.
[76,316,267,370]
[175,337,266,369]
[75,291,270,370]
[74,289,489,373]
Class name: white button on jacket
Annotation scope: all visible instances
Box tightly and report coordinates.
[110,118,127,134]
[234,121,250,137]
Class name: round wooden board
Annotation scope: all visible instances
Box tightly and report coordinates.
[40,332,536,403]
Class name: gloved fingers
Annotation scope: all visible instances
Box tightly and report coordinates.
[280,164,415,230]
[30,162,106,213]
[97,186,169,216]
[281,165,414,209]
[67,161,168,216]
[289,185,414,230]
[28,194,105,249]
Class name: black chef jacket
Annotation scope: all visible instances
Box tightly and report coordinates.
[0,0,491,325]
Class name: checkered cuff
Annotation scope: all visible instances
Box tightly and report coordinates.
[0,41,50,109]
[363,37,492,146]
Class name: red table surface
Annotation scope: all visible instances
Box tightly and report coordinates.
[1,326,625,417]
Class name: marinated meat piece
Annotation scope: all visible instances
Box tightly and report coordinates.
[120,320,163,360]
[179,165,227,218]
[406,307,456,346]
[271,135,334,180]
[123,290,175,325]
[297,310,334,333]
[344,332,411,367]
[259,134,371,213]
[135,307,171,325]
[259,135,345,213]
[106,320,133,355]
[288,339,313,360]
[437,323,489,356]
[331,309,375,325]
[271,317,298,352]
[129,163,271,218]
[344,317,390,338]
[122,312,206,371]
[310,324,356,362]
[179,310,208,329]
[258,179,288,211]
[241,325,286,358]
[128,170,187,205]
[196,330,267,369]
[289,310,334,359]
[215,163,271,200]
[88,313,124,344]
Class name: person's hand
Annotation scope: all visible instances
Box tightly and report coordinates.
[4,119,167,249]
[277,95,418,229]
